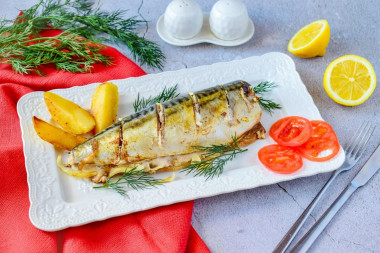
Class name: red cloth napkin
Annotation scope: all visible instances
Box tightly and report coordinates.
[0,28,209,253]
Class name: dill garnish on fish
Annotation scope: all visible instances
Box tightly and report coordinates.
[133,84,180,112]
[253,81,281,114]
[182,135,248,179]
[94,167,164,197]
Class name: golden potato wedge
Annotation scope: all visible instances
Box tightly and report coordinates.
[44,92,95,134]
[91,82,119,134]
[33,116,87,150]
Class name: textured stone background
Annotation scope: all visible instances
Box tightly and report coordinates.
[1,0,379,252]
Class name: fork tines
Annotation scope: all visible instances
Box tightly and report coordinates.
[345,121,376,160]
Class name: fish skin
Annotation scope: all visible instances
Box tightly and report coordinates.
[71,123,121,165]
[70,80,263,167]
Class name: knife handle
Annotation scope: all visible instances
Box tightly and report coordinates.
[290,183,358,253]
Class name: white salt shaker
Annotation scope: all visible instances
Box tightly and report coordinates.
[209,0,249,40]
[164,0,203,40]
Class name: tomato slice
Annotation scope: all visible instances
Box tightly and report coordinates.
[269,116,312,146]
[297,120,340,162]
[258,144,303,174]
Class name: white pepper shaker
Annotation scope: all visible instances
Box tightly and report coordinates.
[209,0,249,40]
[164,0,203,40]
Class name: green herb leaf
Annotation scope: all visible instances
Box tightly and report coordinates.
[133,84,180,112]
[182,135,248,179]
[0,0,165,75]
[94,167,163,197]
[258,97,282,114]
[252,81,277,94]
[252,81,281,114]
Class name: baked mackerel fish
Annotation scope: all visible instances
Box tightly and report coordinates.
[64,80,266,183]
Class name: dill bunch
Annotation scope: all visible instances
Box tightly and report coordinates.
[0,0,165,75]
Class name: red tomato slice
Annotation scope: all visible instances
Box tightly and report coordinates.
[308,120,338,140]
[297,120,340,162]
[258,144,303,174]
[269,116,312,146]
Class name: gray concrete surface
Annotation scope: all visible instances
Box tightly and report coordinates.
[1,0,379,252]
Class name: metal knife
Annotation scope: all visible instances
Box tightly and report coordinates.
[291,143,380,253]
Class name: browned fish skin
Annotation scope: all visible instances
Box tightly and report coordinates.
[71,123,121,166]
[70,80,265,170]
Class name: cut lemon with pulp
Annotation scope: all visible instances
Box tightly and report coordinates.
[288,20,330,58]
[324,55,376,106]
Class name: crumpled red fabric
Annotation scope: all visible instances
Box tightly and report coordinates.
[0,28,209,253]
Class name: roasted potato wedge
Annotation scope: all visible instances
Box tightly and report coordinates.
[33,116,87,150]
[44,92,95,134]
[91,82,119,134]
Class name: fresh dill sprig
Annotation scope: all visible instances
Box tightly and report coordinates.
[252,81,281,114]
[94,167,163,197]
[0,29,113,75]
[0,0,165,75]
[133,84,180,112]
[258,97,282,114]
[252,81,277,94]
[182,135,248,180]
[37,0,165,69]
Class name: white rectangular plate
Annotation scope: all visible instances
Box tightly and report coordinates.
[18,52,344,231]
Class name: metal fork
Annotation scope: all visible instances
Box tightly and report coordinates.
[273,121,375,253]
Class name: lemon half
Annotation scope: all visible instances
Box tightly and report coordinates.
[288,20,330,58]
[324,55,376,106]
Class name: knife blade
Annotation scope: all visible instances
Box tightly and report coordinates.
[351,143,380,187]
